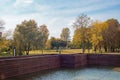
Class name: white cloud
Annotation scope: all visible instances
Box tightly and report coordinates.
[35,5,51,12]
[89,9,120,22]
[1,13,74,38]
[1,0,120,39]
[14,0,33,7]
[49,0,120,17]
[2,13,36,32]
[23,0,33,4]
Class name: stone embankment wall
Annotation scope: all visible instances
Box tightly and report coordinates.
[87,54,120,66]
[0,54,120,79]
[60,54,87,68]
[0,55,60,79]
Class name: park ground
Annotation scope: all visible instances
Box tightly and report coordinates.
[0,49,119,57]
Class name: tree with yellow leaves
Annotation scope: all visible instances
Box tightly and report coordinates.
[90,21,108,53]
[73,14,91,53]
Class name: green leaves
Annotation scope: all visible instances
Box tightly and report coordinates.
[13,20,49,55]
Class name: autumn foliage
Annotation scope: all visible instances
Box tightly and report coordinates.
[72,15,120,53]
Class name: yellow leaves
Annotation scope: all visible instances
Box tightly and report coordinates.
[90,21,107,46]
[0,39,9,49]
[91,21,108,33]
[46,40,51,49]
[91,33,103,46]
[101,22,108,30]
[73,29,82,43]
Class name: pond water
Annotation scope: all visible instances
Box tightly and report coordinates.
[5,67,120,80]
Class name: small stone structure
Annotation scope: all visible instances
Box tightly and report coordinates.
[0,54,120,79]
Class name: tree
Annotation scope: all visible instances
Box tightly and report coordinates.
[102,19,120,52]
[0,37,9,53]
[46,39,51,49]
[14,20,38,55]
[0,20,5,53]
[50,37,57,49]
[60,27,70,41]
[39,24,49,49]
[47,37,67,50]
[13,20,50,55]
[60,27,70,48]
[36,24,49,54]
[90,21,108,53]
[0,30,13,54]
[72,28,83,49]
[73,14,91,53]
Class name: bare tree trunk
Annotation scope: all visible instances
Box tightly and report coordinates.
[42,49,44,54]
[82,43,85,53]
[26,42,30,55]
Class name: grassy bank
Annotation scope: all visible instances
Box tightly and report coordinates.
[0,49,119,57]
[29,49,94,55]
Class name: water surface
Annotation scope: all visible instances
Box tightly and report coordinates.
[5,67,120,80]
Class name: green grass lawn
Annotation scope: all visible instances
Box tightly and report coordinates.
[0,49,119,57]
[0,52,12,57]
[29,49,94,55]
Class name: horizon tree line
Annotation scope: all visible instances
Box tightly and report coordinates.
[0,14,120,55]
[72,14,120,53]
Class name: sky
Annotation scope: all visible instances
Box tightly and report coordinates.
[0,0,120,39]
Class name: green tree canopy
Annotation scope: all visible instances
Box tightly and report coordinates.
[13,20,49,55]
[60,27,70,42]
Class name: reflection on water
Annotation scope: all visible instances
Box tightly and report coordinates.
[5,67,120,80]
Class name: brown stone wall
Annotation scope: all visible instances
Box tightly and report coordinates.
[60,54,87,68]
[1,54,120,79]
[0,55,60,79]
[87,54,120,66]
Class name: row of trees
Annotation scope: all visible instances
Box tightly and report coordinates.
[0,19,71,55]
[13,20,71,55]
[72,14,120,53]
[0,14,120,55]
[46,27,70,53]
